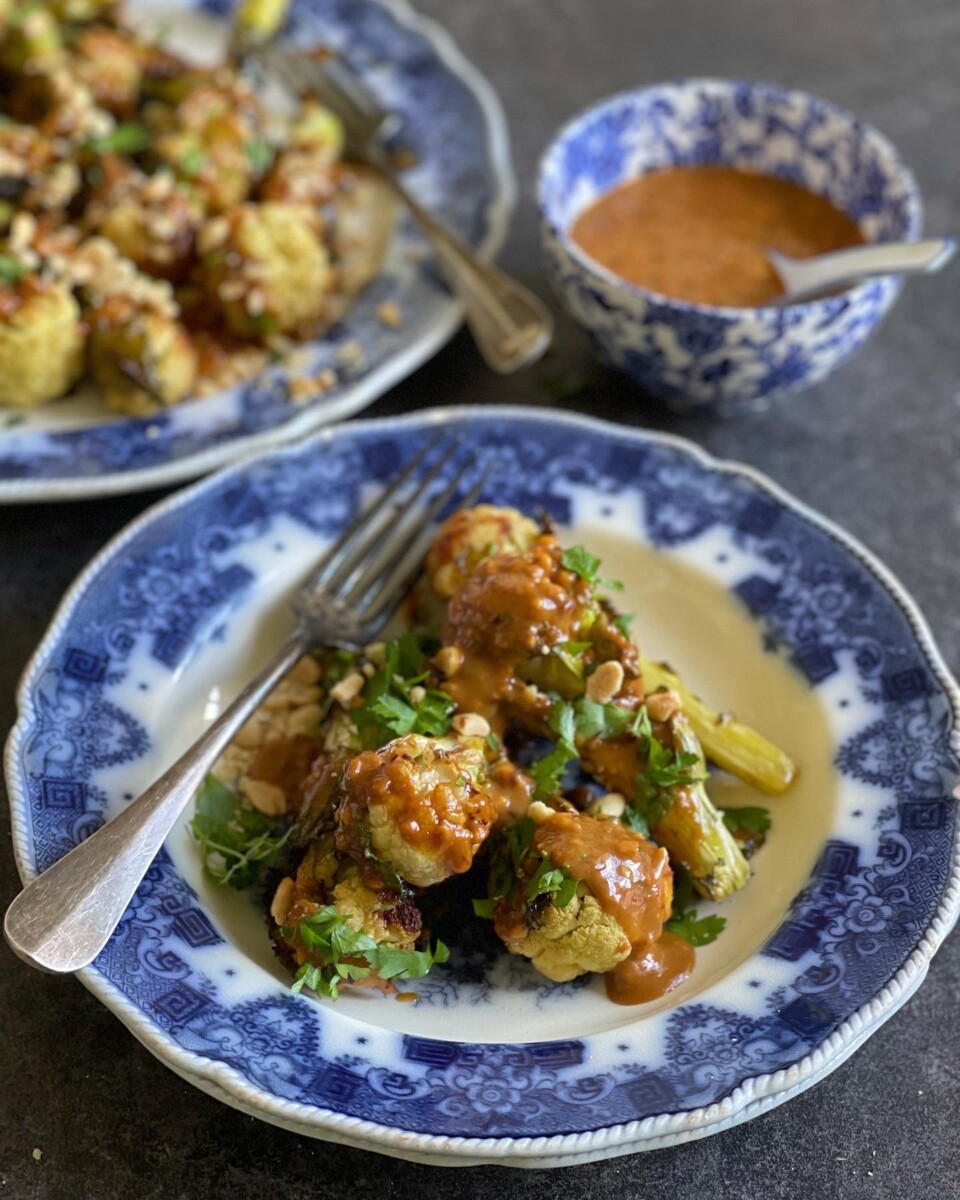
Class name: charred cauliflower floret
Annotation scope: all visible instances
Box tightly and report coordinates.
[484,808,673,984]
[335,733,497,888]
[269,835,433,999]
[198,201,333,339]
[506,890,631,983]
[86,166,202,281]
[426,505,541,601]
[154,82,267,212]
[0,271,84,407]
[86,293,197,413]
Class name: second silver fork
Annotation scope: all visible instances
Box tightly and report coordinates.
[3,438,485,975]
[254,45,554,375]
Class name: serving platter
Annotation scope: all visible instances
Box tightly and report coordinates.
[0,0,514,502]
[7,408,959,1166]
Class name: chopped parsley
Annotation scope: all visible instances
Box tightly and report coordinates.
[288,906,449,1000]
[473,816,577,917]
[85,122,151,156]
[530,739,577,800]
[0,255,26,286]
[530,693,651,801]
[722,805,772,837]
[663,868,726,946]
[352,632,456,748]
[190,774,291,890]
[561,544,623,592]
[626,739,708,832]
[664,908,727,946]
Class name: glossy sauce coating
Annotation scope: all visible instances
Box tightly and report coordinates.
[570,166,865,307]
[534,811,672,947]
[335,740,496,878]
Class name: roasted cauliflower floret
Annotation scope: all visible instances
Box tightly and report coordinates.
[426,505,542,601]
[86,166,202,281]
[0,272,84,407]
[445,533,594,662]
[86,293,197,414]
[504,890,631,983]
[260,100,343,207]
[335,733,497,888]
[269,836,427,997]
[199,201,333,339]
[70,25,143,117]
[0,124,80,224]
[485,808,673,984]
[155,82,267,212]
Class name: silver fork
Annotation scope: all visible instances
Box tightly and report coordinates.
[4,439,486,975]
[254,45,554,374]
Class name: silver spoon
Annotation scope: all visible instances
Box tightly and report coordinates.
[766,238,955,304]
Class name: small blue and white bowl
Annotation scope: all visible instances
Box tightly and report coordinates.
[538,79,923,416]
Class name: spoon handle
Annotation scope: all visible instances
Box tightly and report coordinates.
[769,238,956,302]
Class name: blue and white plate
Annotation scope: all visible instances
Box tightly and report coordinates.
[7,409,959,1166]
[0,0,513,503]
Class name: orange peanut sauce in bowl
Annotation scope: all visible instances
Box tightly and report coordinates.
[569,165,866,307]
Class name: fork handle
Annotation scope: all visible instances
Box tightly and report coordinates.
[4,629,308,974]
[384,173,554,373]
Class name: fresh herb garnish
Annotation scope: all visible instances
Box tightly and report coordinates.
[473,817,578,917]
[561,544,623,592]
[722,805,772,837]
[626,739,708,832]
[547,694,650,745]
[288,906,449,999]
[85,122,151,156]
[352,632,456,748]
[190,774,291,890]
[0,255,27,285]
[525,855,578,907]
[662,866,726,945]
[530,739,577,800]
[664,908,727,946]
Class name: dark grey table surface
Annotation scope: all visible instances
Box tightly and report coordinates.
[3,0,959,1195]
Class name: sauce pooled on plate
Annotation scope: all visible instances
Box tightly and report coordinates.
[569,165,866,307]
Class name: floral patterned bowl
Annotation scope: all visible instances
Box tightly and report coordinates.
[538,79,922,415]
[6,408,959,1166]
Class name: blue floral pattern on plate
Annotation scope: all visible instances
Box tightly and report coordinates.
[539,80,922,415]
[7,410,959,1165]
[0,0,513,501]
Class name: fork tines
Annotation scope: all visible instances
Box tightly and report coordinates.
[301,435,490,635]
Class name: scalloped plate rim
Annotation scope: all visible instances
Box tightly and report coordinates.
[0,0,516,504]
[6,405,960,1164]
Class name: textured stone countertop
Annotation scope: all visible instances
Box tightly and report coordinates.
[2,0,958,1194]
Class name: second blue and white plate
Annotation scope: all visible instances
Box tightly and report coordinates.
[0,0,513,502]
[6,409,959,1165]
